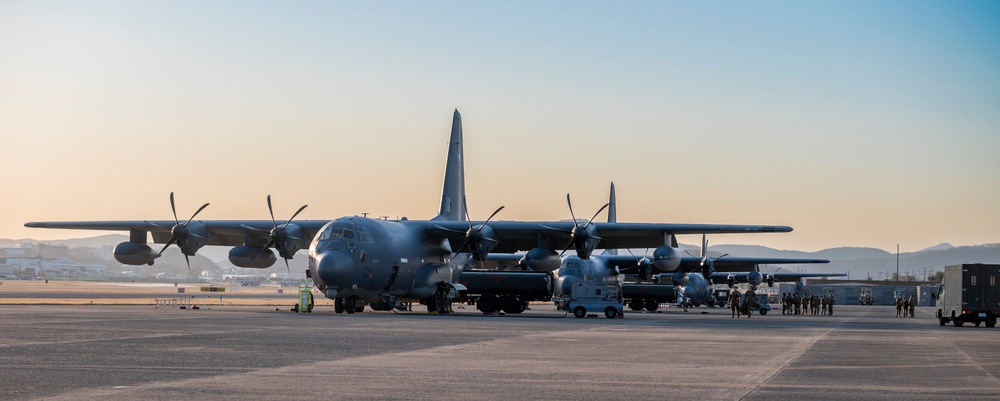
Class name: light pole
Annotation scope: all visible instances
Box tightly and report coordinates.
[896,244,900,282]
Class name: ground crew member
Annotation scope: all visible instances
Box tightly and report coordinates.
[895,296,903,317]
[744,285,757,318]
[828,294,835,315]
[730,288,742,318]
[793,293,801,315]
[907,295,915,317]
[821,295,828,315]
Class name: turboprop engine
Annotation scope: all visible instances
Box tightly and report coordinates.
[521,247,560,272]
[652,245,681,272]
[747,270,763,287]
[229,246,277,268]
[114,242,158,265]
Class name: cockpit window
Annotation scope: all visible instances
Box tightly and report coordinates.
[342,229,355,241]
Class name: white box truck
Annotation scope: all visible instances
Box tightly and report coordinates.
[934,264,1000,328]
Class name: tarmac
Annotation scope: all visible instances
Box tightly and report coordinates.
[1,290,999,400]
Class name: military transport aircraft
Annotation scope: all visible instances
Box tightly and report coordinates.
[26,110,798,314]
[482,183,841,310]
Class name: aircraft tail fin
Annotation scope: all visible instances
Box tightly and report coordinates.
[433,109,467,222]
[603,182,618,256]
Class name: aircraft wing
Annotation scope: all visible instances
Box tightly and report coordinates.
[681,256,831,273]
[710,271,846,284]
[425,221,793,253]
[24,220,330,246]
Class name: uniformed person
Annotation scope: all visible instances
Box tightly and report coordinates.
[895,295,903,317]
[828,294,835,315]
[907,295,915,317]
[730,288,742,318]
[744,285,757,318]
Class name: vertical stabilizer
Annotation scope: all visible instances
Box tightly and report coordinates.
[433,109,467,221]
[604,182,618,256]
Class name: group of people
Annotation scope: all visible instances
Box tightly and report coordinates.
[781,293,835,316]
[727,286,760,318]
[895,295,915,317]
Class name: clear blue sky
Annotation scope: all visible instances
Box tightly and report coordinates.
[1,1,998,252]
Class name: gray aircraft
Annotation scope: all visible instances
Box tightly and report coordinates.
[485,183,840,309]
[26,110,798,314]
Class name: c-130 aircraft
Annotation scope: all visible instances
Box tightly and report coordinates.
[26,110,795,314]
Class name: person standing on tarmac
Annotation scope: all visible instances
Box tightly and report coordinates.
[828,294,835,315]
[908,295,915,317]
[895,295,903,317]
[730,288,742,318]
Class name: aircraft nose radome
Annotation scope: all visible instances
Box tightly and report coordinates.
[316,251,355,289]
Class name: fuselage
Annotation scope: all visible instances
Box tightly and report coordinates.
[308,216,467,304]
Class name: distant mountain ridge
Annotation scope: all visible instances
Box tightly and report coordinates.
[5,235,999,279]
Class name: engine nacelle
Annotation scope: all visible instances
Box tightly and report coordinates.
[229,246,277,268]
[747,270,763,287]
[114,242,158,265]
[522,247,560,272]
[766,275,775,287]
[671,269,689,287]
[468,224,498,261]
[652,245,681,272]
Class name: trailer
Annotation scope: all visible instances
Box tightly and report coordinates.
[622,283,677,312]
[457,270,553,314]
[934,264,1000,328]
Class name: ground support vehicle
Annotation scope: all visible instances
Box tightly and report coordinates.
[622,283,676,312]
[556,281,624,319]
[457,271,553,314]
[935,264,1000,328]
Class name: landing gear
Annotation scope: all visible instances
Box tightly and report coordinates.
[344,297,363,315]
[427,287,451,314]
[334,298,345,314]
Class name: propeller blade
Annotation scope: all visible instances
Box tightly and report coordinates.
[241,224,270,233]
[185,203,210,225]
[283,258,290,274]
[483,206,505,226]
[434,224,468,235]
[184,254,191,271]
[565,194,578,226]
[463,199,474,231]
[582,203,610,229]
[169,192,179,225]
[559,239,574,257]
[157,237,176,257]
[540,224,573,234]
[256,240,276,260]
[145,220,170,229]
[282,204,308,228]
[266,195,277,228]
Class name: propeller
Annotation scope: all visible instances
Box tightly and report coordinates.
[436,203,505,268]
[544,194,608,259]
[763,265,782,287]
[149,192,210,271]
[241,195,307,273]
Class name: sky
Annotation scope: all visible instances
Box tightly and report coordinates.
[1,1,998,253]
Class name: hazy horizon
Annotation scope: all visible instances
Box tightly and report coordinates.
[2,2,998,253]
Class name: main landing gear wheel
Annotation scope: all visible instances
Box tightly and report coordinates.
[573,306,587,318]
[334,298,345,314]
[345,297,357,314]
[604,307,619,319]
